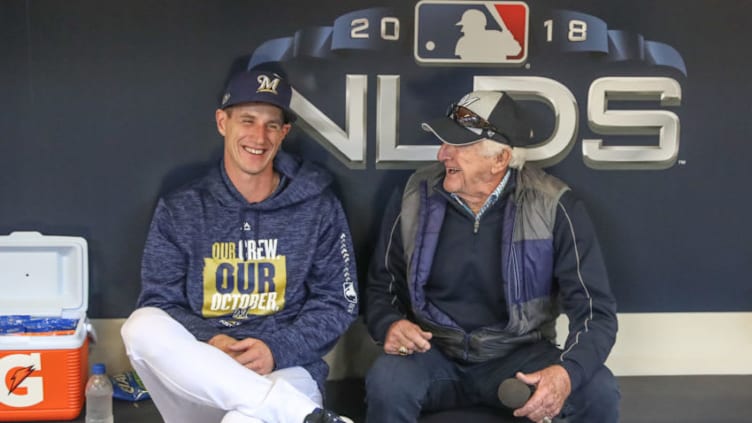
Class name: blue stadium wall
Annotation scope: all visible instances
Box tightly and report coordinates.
[1,0,750,374]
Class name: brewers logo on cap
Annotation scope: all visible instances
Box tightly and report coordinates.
[256,74,280,94]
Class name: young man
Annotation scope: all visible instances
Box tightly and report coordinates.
[365,90,620,422]
[122,70,357,423]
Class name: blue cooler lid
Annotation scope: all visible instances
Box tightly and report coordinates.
[0,231,89,317]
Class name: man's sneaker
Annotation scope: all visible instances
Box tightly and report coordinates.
[303,407,354,423]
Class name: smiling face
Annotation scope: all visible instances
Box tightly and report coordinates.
[216,102,291,186]
[437,140,511,209]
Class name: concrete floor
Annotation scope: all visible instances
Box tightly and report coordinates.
[30,375,752,423]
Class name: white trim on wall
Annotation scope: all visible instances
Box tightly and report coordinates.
[92,312,752,379]
[557,312,752,375]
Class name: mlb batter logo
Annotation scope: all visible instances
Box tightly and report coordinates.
[414,0,529,65]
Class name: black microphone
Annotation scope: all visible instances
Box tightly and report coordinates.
[498,378,534,409]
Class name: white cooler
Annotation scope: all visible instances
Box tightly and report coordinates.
[0,231,89,421]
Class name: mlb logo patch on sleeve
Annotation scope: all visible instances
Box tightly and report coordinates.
[414,1,528,65]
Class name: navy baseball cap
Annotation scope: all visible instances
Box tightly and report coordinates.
[421,90,532,147]
[219,70,296,122]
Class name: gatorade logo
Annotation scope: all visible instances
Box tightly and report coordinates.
[0,353,43,407]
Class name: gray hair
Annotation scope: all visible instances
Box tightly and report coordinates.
[477,140,527,169]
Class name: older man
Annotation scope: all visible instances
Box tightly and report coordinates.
[365,90,619,422]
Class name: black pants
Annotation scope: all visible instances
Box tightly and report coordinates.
[365,340,620,422]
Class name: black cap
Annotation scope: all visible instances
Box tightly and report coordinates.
[421,90,532,147]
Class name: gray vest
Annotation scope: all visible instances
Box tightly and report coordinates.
[400,163,569,362]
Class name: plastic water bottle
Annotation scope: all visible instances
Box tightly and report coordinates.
[85,363,113,423]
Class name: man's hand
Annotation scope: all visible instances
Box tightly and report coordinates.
[513,365,571,422]
[228,338,275,375]
[207,334,240,357]
[207,334,275,375]
[384,319,432,355]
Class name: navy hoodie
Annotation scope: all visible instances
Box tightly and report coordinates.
[137,151,359,389]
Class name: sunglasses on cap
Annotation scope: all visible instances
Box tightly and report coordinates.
[446,103,509,143]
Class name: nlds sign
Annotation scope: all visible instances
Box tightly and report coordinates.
[292,75,681,170]
[248,2,685,170]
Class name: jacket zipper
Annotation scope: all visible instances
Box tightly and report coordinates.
[508,208,521,301]
[463,333,470,361]
[509,243,519,300]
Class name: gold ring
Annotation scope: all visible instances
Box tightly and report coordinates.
[398,346,408,356]
[542,417,552,423]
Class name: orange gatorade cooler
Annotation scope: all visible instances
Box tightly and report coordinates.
[0,231,90,421]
